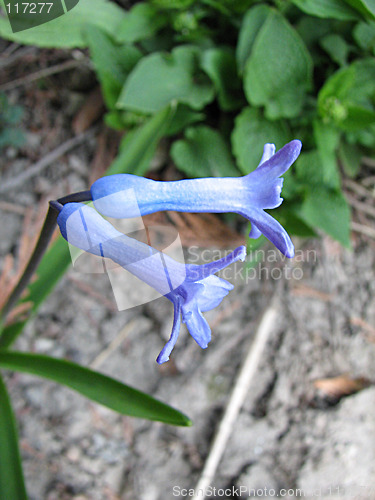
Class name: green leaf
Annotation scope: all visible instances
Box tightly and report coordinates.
[151,0,195,9]
[201,48,243,111]
[171,125,239,177]
[118,46,215,113]
[243,10,313,119]
[346,122,375,147]
[272,208,317,238]
[165,104,204,136]
[106,104,175,176]
[85,25,142,109]
[300,187,351,247]
[353,21,375,51]
[0,237,71,349]
[0,0,125,48]
[295,150,328,187]
[115,2,168,43]
[0,352,192,426]
[0,374,27,500]
[236,4,270,73]
[344,0,375,20]
[104,110,127,130]
[318,58,375,130]
[231,107,290,174]
[0,128,25,150]
[290,0,360,20]
[338,141,363,177]
[313,120,341,189]
[296,16,333,50]
[320,34,350,66]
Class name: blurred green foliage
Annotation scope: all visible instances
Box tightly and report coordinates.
[2,0,375,246]
[0,93,25,150]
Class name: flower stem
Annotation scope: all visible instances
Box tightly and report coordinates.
[0,190,92,323]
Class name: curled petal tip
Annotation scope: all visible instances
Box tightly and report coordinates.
[259,143,276,165]
[237,245,247,261]
[285,246,295,259]
[289,139,302,156]
[156,353,169,364]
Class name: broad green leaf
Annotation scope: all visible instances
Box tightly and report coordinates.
[353,21,375,51]
[0,0,125,48]
[313,120,341,189]
[318,58,375,130]
[152,0,195,8]
[338,141,363,177]
[171,125,239,177]
[281,169,304,199]
[0,237,71,349]
[0,128,25,149]
[115,2,168,43]
[300,187,351,247]
[85,25,142,109]
[165,104,204,136]
[320,34,349,66]
[118,46,215,113]
[0,95,24,125]
[104,110,127,130]
[0,352,192,426]
[0,374,27,500]
[344,0,375,20]
[272,208,317,238]
[296,16,333,49]
[236,4,270,73]
[106,104,175,176]
[295,150,331,188]
[291,0,359,20]
[201,48,243,111]
[231,107,290,174]
[346,122,375,147]
[243,10,313,119]
[202,0,254,14]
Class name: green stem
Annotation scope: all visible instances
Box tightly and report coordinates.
[0,191,92,323]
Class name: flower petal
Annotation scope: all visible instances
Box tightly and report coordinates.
[249,140,302,181]
[182,304,212,349]
[195,275,233,312]
[156,297,182,364]
[259,143,276,165]
[185,245,246,282]
[249,222,262,239]
[246,209,295,258]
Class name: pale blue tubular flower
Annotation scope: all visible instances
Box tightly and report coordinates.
[91,140,302,258]
[57,203,246,364]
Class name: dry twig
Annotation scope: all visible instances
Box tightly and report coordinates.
[351,221,375,240]
[192,294,280,499]
[0,127,97,193]
[0,58,86,92]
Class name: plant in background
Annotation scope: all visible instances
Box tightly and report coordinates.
[2,0,373,246]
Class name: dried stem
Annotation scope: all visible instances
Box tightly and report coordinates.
[192,293,280,499]
[0,191,92,323]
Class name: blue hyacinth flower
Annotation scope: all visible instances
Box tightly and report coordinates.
[91,140,302,258]
[57,203,246,363]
